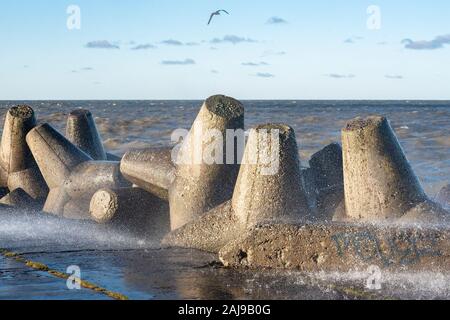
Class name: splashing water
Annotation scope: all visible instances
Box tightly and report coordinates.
[0,210,157,253]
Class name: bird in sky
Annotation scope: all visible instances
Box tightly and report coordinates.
[207,10,230,25]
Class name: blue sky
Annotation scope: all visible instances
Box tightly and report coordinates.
[0,0,449,99]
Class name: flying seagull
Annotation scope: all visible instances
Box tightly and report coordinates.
[207,10,229,25]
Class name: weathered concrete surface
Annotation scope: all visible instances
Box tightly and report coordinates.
[120,148,175,200]
[232,124,310,227]
[219,223,450,272]
[106,153,122,162]
[0,105,36,175]
[63,161,130,199]
[0,105,48,202]
[169,95,244,230]
[45,160,130,217]
[43,187,70,216]
[163,124,311,252]
[308,143,344,222]
[437,184,450,209]
[63,199,91,220]
[162,200,243,252]
[0,188,41,209]
[7,167,48,200]
[26,123,92,189]
[27,124,131,218]
[66,109,107,160]
[341,116,439,222]
[90,187,170,238]
[0,187,8,199]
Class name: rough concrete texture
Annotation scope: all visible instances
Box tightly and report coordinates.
[0,188,41,209]
[399,199,449,224]
[26,123,93,189]
[120,148,175,200]
[436,184,450,209]
[0,167,7,186]
[169,95,244,230]
[26,123,132,218]
[0,105,37,174]
[309,143,343,191]
[7,167,48,201]
[90,187,170,238]
[308,143,344,222]
[106,153,122,162]
[63,199,91,220]
[219,223,450,272]
[63,161,130,199]
[163,124,311,252]
[232,124,310,228]
[342,116,431,221]
[66,109,107,160]
[0,187,8,199]
[162,200,243,252]
[43,187,70,216]
[0,105,48,201]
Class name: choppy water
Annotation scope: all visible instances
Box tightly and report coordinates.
[0,100,449,300]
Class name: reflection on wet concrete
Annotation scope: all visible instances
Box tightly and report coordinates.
[0,255,106,299]
[2,248,448,300]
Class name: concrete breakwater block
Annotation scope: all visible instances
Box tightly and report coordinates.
[26,123,130,218]
[0,105,48,203]
[26,123,92,189]
[163,124,311,252]
[90,187,170,238]
[341,116,448,223]
[121,95,244,231]
[219,223,450,272]
[66,109,107,160]
[307,143,345,221]
[120,148,175,200]
[0,188,42,210]
[436,184,450,209]
[169,95,244,230]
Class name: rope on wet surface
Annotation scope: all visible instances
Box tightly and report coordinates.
[0,248,129,300]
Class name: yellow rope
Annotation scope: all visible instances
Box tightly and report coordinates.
[0,248,129,300]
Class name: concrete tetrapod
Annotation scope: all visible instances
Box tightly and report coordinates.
[65,109,107,160]
[90,187,170,239]
[0,188,41,210]
[307,143,345,222]
[0,105,48,203]
[120,148,175,200]
[26,123,130,218]
[121,95,244,231]
[54,161,131,219]
[341,116,448,223]
[169,95,245,230]
[162,124,311,252]
[436,184,450,209]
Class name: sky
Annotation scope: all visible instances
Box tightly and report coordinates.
[0,0,449,100]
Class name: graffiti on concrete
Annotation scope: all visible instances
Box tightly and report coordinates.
[331,230,442,267]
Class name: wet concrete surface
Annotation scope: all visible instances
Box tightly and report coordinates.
[1,212,450,300]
